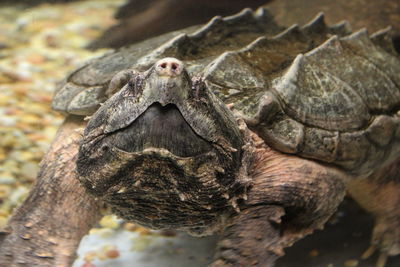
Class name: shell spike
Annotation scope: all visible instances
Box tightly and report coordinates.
[302,12,326,33]
[347,28,369,39]
[305,35,341,57]
[371,26,393,39]
[190,16,223,39]
[330,20,352,35]
[273,24,301,40]
[254,7,274,23]
[224,7,253,23]
[370,26,399,55]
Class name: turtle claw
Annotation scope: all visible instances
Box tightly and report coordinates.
[361,245,377,260]
[376,251,388,267]
[361,245,388,267]
[360,217,400,267]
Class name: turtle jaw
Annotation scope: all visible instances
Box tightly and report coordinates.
[78,56,247,185]
[103,57,214,158]
[107,102,214,158]
[77,58,251,232]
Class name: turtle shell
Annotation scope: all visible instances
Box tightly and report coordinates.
[53,8,400,175]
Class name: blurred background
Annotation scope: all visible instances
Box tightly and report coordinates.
[0,0,399,266]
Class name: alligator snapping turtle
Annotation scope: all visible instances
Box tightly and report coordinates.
[1,8,400,267]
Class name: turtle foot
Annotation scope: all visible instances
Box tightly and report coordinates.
[361,216,400,267]
[347,158,400,267]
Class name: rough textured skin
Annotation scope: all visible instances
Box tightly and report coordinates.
[77,58,252,235]
[53,8,400,175]
[77,58,348,264]
[211,132,346,266]
[1,7,400,267]
[0,117,102,267]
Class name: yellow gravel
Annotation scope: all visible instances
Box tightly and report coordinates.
[0,0,125,226]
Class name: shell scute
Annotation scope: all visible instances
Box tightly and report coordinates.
[203,51,266,97]
[301,127,339,163]
[266,30,400,173]
[370,27,399,56]
[52,82,84,114]
[272,52,370,131]
[53,8,400,174]
[335,131,370,170]
[303,31,400,113]
[342,29,400,99]
[259,117,304,154]
[67,86,105,116]
[55,7,283,116]
[365,115,395,147]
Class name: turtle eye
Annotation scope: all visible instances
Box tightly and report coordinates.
[126,78,139,96]
[192,77,206,98]
[393,34,400,54]
[128,78,135,88]
[125,75,144,97]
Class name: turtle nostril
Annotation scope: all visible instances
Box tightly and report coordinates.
[155,58,184,76]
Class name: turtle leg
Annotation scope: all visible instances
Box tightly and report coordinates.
[347,158,400,267]
[0,116,103,267]
[211,133,347,266]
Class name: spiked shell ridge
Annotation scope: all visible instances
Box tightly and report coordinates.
[53,8,400,175]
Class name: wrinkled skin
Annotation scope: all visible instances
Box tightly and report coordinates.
[0,56,399,267]
[0,116,102,266]
[76,58,348,266]
[77,58,252,235]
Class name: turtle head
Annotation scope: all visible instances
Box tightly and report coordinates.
[76,58,251,231]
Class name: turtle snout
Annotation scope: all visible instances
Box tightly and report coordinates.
[155,57,184,77]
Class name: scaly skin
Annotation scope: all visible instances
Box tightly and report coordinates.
[211,132,347,266]
[1,55,399,267]
[348,159,400,267]
[0,116,102,267]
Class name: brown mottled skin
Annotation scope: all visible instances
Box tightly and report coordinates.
[1,7,400,267]
[347,159,400,266]
[1,57,397,267]
[211,132,347,266]
[0,116,347,267]
[0,117,102,266]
